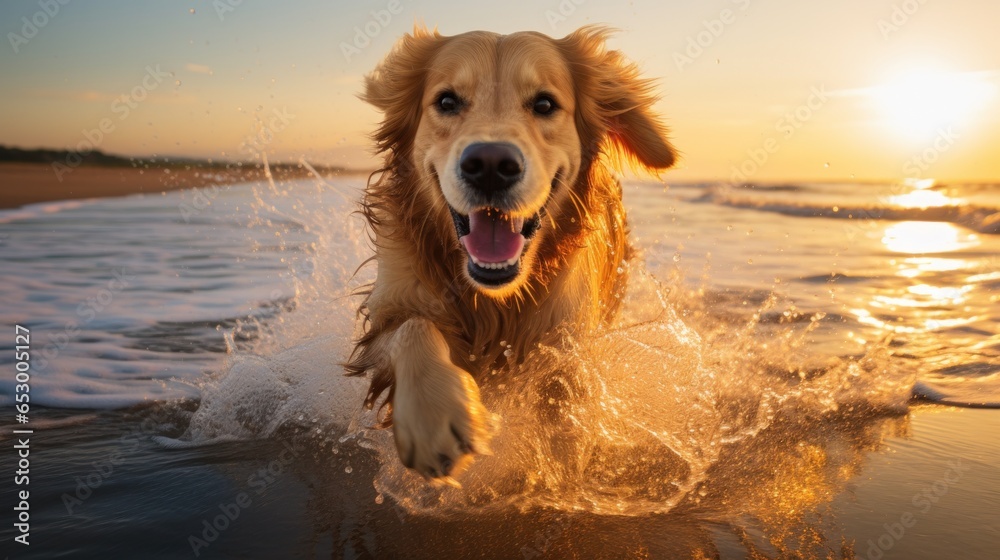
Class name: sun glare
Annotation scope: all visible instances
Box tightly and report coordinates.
[873,69,997,138]
[889,189,962,209]
[881,221,979,254]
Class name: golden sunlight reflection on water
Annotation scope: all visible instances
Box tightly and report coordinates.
[871,284,972,309]
[886,178,965,210]
[850,308,983,334]
[881,221,979,254]
[849,220,985,335]
[888,189,963,209]
[894,257,968,278]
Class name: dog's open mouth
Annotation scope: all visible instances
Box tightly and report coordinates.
[449,206,542,286]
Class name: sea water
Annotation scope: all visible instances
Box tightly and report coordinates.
[0,177,997,558]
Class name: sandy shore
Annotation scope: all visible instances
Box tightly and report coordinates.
[0,162,342,210]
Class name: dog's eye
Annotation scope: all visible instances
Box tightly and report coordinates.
[436,92,461,115]
[532,95,557,116]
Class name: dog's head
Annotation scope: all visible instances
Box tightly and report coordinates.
[364,26,676,297]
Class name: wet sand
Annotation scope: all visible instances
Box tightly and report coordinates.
[4,404,996,558]
[0,162,344,210]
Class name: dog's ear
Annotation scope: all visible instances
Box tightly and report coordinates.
[558,26,677,172]
[362,27,443,158]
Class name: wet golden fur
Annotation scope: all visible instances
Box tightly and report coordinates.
[346,26,676,479]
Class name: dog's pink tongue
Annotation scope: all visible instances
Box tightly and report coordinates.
[461,209,525,263]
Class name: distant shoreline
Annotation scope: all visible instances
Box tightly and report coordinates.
[0,162,369,210]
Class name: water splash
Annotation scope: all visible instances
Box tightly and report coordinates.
[162,176,916,546]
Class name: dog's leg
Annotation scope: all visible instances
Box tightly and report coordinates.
[390,317,493,481]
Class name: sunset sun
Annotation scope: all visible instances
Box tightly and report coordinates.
[873,69,997,138]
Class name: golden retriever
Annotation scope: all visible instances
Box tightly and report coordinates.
[347,25,676,482]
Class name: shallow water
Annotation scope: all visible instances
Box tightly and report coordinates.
[0,177,998,558]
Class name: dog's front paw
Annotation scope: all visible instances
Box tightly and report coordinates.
[392,359,494,483]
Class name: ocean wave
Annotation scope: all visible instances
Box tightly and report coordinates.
[0,198,94,224]
[695,186,1000,234]
[913,378,1000,409]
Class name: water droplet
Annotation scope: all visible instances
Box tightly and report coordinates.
[503,349,513,358]
[726,225,733,231]
[189,8,196,14]
[468,354,477,362]
[824,162,830,168]
[375,493,384,504]
[344,465,353,474]
[499,340,506,347]
[175,80,181,86]
[616,267,624,274]
[672,253,681,262]
[747,258,754,264]
[832,206,839,213]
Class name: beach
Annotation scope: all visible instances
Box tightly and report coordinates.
[1,177,997,558]
[0,162,349,210]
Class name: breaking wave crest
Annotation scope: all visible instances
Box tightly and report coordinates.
[696,184,1000,234]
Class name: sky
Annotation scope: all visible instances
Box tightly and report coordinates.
[1,0,998,182]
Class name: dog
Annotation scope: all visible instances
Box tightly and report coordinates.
[347,25,676,482]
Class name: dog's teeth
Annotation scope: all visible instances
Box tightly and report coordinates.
[513,217,524,233]
[468,252,520,270]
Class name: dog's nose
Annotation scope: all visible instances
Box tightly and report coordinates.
[459,142,524,193]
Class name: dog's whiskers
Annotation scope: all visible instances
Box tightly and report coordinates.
[522,282,539,308]
[565,184,588,226]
